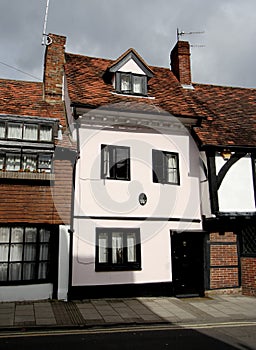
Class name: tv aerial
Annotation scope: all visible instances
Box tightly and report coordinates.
[177,28,205,47]
[42,0,52,46]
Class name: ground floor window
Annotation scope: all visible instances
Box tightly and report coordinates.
[95,228,141,271]
[0,226,55,283]
[240,223,256,257]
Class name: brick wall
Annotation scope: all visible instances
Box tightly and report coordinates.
[241,257,256,296]
[208,231,240,290]
[170,41,191,85]
[0,158,73,225]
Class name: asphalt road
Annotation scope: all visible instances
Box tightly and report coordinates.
[0,324,256,350]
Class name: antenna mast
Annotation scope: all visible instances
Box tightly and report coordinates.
[177,28,204,41]
[42,0,52,45]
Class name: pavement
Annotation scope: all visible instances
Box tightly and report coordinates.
[0,294,256,332]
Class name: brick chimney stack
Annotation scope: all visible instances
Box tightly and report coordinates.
[43,33,66,102]
[170,41,192,86]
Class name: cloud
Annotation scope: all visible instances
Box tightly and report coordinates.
[0,0,256,87]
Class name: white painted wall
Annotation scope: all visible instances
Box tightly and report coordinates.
[117,58,145,75]
[58,225,70,300]
[72,122,202,287]
[0,284,53,302]
[216,155,255,212]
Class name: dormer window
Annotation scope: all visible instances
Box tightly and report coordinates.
[117,72,147,96]
[108,48,153,98]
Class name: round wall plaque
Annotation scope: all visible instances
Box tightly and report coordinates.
[139,193,147,206]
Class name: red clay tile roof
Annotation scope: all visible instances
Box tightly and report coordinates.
[0,78,74,149]
[65,52,256,148]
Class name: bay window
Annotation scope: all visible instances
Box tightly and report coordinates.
[0,152,52,173]
[96,228,141,271]
[0,121,53,142]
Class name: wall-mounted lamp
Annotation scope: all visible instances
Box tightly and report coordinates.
[220,149,232,161]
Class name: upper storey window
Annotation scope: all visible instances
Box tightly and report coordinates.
[0,121,53,142]
[117,72,147,96]
[108,48,153,98]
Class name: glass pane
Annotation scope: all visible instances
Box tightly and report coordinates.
[39,244,49,260]
[127,233,136,262]
[0,123,5,138]
[7,123,22,139]
[6,154,21,171]
[22,154,37,172]
[39,229,51,242]
[38,155,52,173]
[133,76,143,94]
[112,232,123,264]
[11,227,23,243]
[40,125,52,141]
[0,227,10,243]
[115,147,129,179]
[25,227,37,242]
[121,74,131,92]
[0,245,9,261]
[0,154,4,170]
[9,263,22,281]
[166,154,178,183]
[10,244,23,261]
[23,124,38,141]
[23,263,36,280]
[38,262,48,279]
[98,233,108,263]
[102,146,110,178]
[24,245,36,261]
[0,263,8,281]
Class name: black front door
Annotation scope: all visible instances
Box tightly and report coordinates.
[171,231,205,297]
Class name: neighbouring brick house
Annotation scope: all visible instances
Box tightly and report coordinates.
[0,35,75,301]
[1,32,255,301]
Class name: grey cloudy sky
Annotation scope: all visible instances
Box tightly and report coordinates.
[0,0,256,88]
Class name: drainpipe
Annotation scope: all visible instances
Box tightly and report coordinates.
[67,113,80,301]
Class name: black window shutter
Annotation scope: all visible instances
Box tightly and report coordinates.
[152,150,164,183]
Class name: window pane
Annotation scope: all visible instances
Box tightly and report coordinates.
[133,76,143,94]
[23,124,38,141]
[9,263,22,281]
[102,146,110,178]
[39,229,51,242]
[98,233,108,263]
[0,123,5,138]
[10,244,23,261]
[25,227,37,242]
[7,123,22,139]
[22,154,37,172]
[112,232,123,264]
[23,263,36,280]
[0,154,5,170]
[0,227,10,243]
[121,74,131,92]
[11,227,23,243]
[38,262,48,279]
[0,245,9,261]
[40,125,52,141]
[38,155,52,173]
[115,147,129,179]
[127,233,136,262]
[24,245,36,261]
[166,154,178,183]
[39,244,49,260]
[0,263,8,281]
[6,154,21,171]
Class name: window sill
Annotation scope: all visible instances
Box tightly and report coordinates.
[0,171,55,181]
